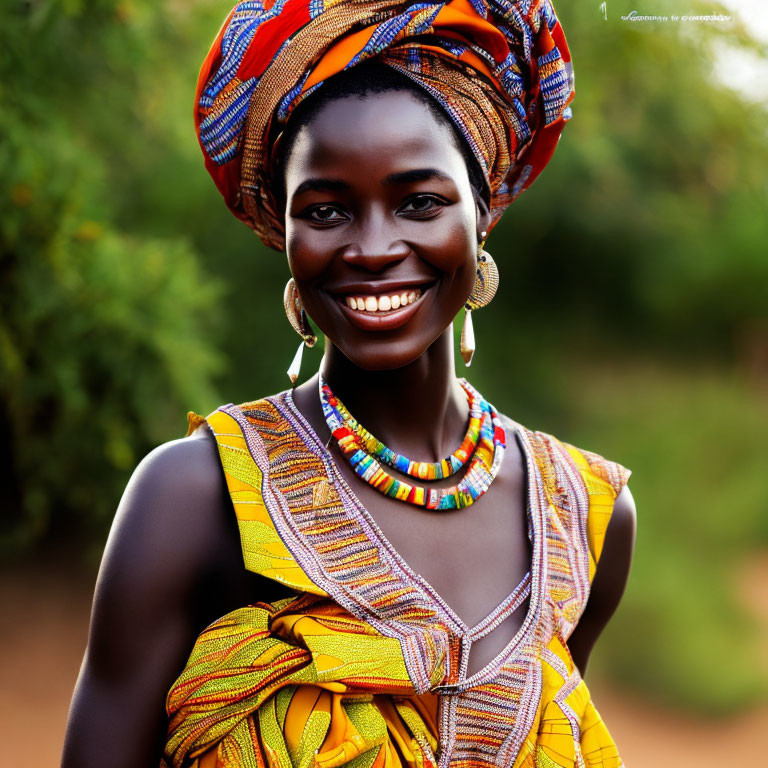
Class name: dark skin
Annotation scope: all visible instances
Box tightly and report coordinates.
[62,91,636,767]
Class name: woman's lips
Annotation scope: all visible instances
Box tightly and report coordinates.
[331,284,432,331]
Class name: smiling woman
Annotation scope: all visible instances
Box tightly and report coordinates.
[62,3,637,768]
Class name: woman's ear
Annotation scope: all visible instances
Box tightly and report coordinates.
[474,188,492,242]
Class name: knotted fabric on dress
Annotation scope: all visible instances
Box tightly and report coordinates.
[195,0,575,251]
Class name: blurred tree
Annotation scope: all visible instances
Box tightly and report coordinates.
[487,0,768,371]
[0,0,224,556]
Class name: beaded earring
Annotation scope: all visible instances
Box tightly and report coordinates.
[460,232,499,366]
[284,278,317,386]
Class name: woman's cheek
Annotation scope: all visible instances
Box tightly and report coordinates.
[418,215,476,273]
[286,230,335,281]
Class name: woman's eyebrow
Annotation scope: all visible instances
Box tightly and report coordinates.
[383,168,454,185]
[293,177,351,196]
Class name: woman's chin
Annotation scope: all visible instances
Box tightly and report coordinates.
[330,334,447,373]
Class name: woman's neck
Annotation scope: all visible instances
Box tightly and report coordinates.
[291,325,470,462]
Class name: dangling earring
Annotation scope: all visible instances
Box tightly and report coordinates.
[284,278,317,386]
[461,232,499,367]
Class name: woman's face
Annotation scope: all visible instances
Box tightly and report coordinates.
[282,90,491,370]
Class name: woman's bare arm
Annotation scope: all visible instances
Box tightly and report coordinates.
[61,428,274,767]
[566,484,637,676]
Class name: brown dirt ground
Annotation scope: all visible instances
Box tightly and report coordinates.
[2,562,766,768]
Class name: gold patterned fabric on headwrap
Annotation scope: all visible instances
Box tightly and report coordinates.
[195,0,575,251]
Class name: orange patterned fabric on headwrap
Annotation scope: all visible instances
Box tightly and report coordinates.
[195,0,575,251]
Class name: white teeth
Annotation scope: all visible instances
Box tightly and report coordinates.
[344,288,423,312]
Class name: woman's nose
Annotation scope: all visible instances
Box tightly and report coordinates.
[341,218,410,272]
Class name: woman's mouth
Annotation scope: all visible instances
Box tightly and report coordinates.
[343,288,422,314]
[330,283,433,331]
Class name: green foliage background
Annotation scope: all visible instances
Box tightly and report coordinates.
[1,0,766,714]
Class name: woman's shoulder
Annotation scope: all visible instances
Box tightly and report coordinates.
[102,426,234,600]
[504,413,636,571]
[130,425,226,516]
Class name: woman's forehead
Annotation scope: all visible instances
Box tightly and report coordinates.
[285,91,465,174]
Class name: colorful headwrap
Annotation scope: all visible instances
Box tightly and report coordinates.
[196,0,574,251]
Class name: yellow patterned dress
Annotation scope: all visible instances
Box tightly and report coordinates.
[162,390,631,768]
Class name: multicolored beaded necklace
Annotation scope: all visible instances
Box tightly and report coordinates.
[319,375,507,510]
[326,380,485,481]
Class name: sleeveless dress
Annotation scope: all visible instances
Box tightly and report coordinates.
[161,390,631,768]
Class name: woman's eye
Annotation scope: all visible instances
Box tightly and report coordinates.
[307,205,348,224]
[399,195,446,217]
